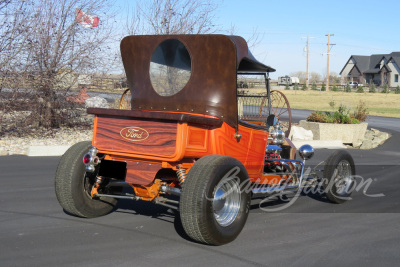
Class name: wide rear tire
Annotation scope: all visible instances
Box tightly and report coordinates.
[180,155,251,245]
[55,141,117,218]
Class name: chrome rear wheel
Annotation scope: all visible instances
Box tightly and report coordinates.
[180,155,251,245]
[213,177,241,227]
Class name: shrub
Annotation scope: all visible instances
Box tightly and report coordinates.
[285,83,290,90]
[306,102,364,124]
[321,83,326,91]
[382,84,389,93]
[307,110,359,124]
[369,83,376,93]
[311,82,317,90]
[356,85,364,93]
[306,111,331,123]
[293,83,299,90]
[350,118,360,124]
[331,85,338,91]
[396,85,400,94]
[329,99,336,109]
[345,84,351,92]
[301,84,307,91]
[352,100,368,122]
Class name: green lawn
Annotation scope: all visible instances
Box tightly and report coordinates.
[282,90,400,118]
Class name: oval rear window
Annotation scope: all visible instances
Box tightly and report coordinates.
[150,39,191,96]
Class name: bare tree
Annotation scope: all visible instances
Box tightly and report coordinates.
[126,0,219,35]
[329,71,340,84]
[310,72,322,83]
[1,0,117,132]
[225,23,263,50]
[0,1,31,88]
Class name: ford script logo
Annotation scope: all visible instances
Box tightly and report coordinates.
[120,127,149,142]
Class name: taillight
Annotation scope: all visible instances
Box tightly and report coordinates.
[83,154,92,165]
[82,146,100,172]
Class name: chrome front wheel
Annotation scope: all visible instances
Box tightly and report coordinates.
[332,160,354,196]
[323,150,356,204]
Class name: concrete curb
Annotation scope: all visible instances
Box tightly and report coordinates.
[292,140,346,149]
[27,145,71,157]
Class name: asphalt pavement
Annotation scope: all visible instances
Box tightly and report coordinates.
[1,112,400,266]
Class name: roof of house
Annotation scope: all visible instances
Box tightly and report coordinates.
[388,56,400,67]
[364,68,381,74]
[340,52,400,75]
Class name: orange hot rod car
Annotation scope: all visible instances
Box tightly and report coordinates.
[55,35,356,245]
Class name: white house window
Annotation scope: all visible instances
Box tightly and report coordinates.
[395,74,399,83]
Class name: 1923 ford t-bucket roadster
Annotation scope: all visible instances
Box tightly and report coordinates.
[55,35,356,245]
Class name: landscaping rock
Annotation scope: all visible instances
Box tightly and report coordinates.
[359,139,374,150]
[364,131,375,141]
[85,96,109,109]
[289,126,313,141]
[352,140,363,148]
[359,129,391,150]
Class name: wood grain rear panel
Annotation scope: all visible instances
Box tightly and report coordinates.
[93,116,177,158]
[125,161,162,185]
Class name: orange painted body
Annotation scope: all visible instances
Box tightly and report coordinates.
[92,112,269,186]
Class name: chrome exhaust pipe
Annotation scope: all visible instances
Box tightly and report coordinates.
[95,193,140,201]
[160,186,182,196]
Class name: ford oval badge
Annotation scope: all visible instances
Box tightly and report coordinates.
[120,127,149,142]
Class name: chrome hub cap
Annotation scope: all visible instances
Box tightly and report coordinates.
[333,160,353,195]
[213,178,241,227]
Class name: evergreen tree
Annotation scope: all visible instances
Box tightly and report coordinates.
[311,82,317,90]
[369,84,376,93]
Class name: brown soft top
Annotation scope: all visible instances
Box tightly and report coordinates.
[120,34,275,130]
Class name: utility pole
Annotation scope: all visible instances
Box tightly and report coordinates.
[325,33,335,91]
[301,35,314,89]
[306,35,309,89]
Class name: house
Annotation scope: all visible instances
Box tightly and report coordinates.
[340,52,400,87]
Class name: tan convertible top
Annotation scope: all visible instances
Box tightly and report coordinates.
[120,34,275,130]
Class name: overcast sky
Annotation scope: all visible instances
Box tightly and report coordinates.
[114,0,399,79]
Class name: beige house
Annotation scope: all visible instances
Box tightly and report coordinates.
[340,52,400,87]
